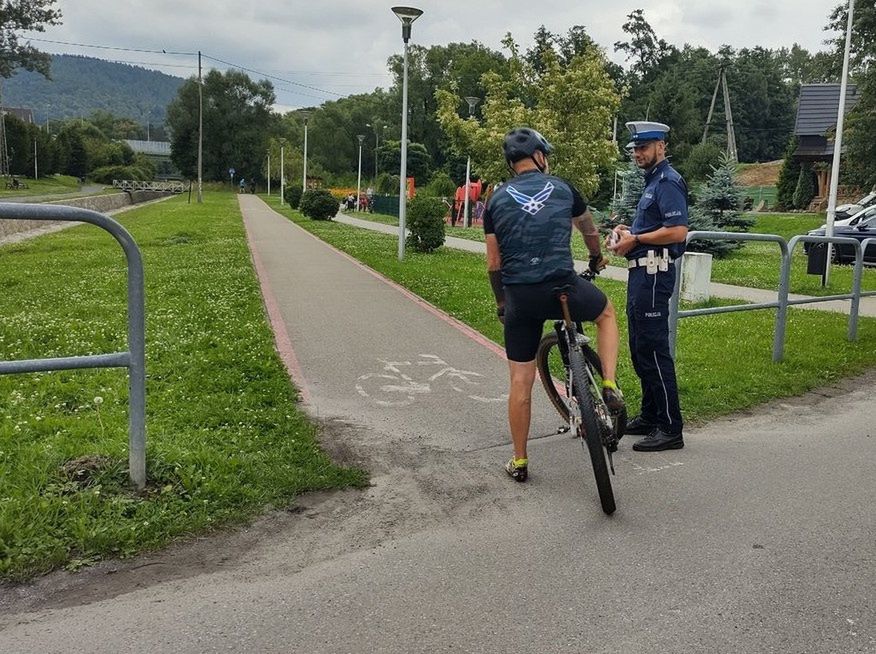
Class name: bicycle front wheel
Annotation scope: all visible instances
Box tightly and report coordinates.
[536,331,627,437]
[568,347,616,515]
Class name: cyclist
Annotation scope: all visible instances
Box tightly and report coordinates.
[484,127,624,482]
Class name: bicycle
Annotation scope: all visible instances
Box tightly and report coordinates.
[534,269,627,515]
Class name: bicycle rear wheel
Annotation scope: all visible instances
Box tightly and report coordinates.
[568,346,616,515]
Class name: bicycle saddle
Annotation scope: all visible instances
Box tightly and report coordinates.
[551,283,575,296]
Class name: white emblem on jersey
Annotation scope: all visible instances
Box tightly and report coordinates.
[506,181,555,216]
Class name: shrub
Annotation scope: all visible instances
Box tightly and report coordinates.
[375,172,398,194]
[89,164,154,184]
[424,171,456,198]
[405,196,445,253]
[680,140,724,183]
[299,189,339,220]
[284,185,303,209]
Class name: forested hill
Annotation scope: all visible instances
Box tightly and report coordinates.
[1,54,185,124]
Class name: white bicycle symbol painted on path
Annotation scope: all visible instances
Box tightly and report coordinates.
[356,354,508,407]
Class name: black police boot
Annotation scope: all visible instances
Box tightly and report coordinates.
[632,428,684,452]
[625,415,656,436]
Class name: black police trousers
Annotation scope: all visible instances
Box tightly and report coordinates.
[626,265,683,435]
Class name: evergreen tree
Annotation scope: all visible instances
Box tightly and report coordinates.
[607,161,644,226]
[696,151,754,231]
[776,136,800,210]
[792,163,816,209]
[686,206,737,258]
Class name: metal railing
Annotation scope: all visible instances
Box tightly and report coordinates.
[113,179,185,194]
[0,203,147,489]
[669,231,875,362]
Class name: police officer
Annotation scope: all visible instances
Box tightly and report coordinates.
[607,121,688,451]
[485,127,624,482]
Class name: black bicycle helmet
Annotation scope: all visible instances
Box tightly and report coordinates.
[503,127,554,163]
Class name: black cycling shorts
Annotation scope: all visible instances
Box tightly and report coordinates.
[503,271,608,363]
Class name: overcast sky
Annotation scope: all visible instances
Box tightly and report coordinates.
[28,0,843,111]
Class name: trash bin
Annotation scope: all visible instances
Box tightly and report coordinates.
[806,242,827,275]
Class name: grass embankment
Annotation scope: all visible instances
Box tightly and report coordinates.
[0,192,365,581]
[353,211,876,296]
[0,175,85,198]
[273,196,876,428]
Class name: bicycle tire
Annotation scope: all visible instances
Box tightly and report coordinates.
[568,347,616,514]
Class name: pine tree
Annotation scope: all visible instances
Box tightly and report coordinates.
[776,136,800,210]
[686,206,737,258]
[696,151,754,231]
[606,161,644,227]
[792,163,815,209]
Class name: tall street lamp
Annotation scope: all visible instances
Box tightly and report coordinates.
[280,138,286,206]
[300,110,311,192]
[356,134,365,211]
[462,95,480,228]
[392,5,423,260]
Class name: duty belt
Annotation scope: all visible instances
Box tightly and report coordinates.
[627,248,674,271]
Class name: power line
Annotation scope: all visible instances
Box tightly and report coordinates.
[200,54,343,98]
[22,34,350,100]
[22,35,196,56]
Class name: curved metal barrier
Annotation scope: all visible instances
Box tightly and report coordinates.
[670,231,873,363]
[0,203,146,489]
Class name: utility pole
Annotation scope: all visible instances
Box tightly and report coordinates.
[197,50,203,204]
[702,65,738,162]
[33,139,38,179]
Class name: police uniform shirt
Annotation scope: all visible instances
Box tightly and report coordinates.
[483,171,588,285]
[629,159,689,261]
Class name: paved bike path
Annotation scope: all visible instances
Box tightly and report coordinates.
[235,196,565,453]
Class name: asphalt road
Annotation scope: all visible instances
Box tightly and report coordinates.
[1,196,873,653]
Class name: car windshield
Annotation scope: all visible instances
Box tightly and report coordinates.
[856,191,876,207]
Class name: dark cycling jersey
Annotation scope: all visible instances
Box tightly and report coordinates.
[483,171,588,285]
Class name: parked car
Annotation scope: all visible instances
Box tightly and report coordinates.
[806,208,876,264]
[834,190,876,221]
[815,203,876,231]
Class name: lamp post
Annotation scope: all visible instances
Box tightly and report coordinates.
[267,152,271,197]
[392,5,423,260]
[462,95,480,228]
[300,110,311,192]
[823,0,856,287]
[280,138,286,206]
[356,134,365,211]
[197,50,203,204]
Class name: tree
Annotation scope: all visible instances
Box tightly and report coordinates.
[776,136,801,210]
[614,9,676,80]
[696,152,754,231]
[436,36,620,196]
[0,0,62,79]
[166,69,275,181]
[608,161,645,224]
[376,140,431,184]
[793,164,816,209]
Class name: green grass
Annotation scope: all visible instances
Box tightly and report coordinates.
[269,196,876,430]
[0,175,85,198]
[708,213,876,295]
[0,192,366,581]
